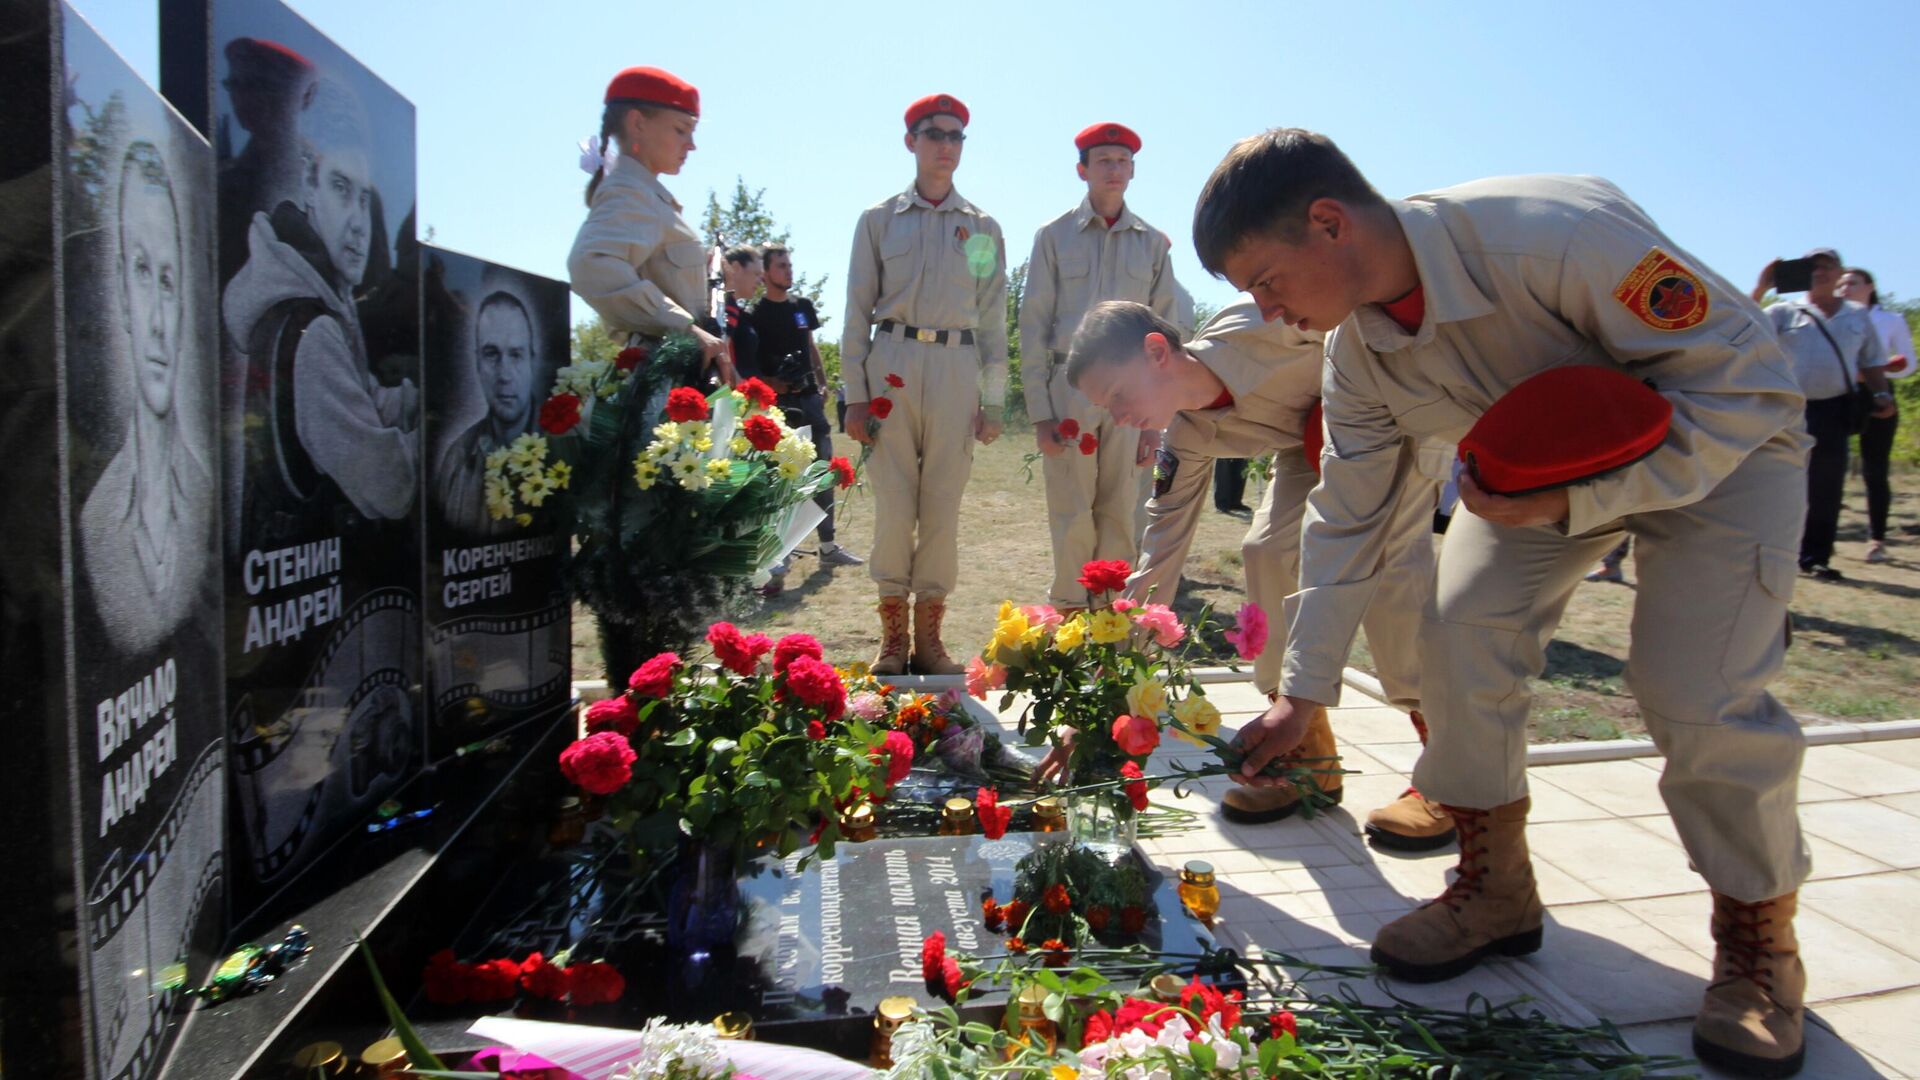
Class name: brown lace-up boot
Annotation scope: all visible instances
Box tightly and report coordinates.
[1364,710,1457,852]
[1370,797,1543,981]
[909,596,964,675]
[1221,703,1344,824]
[1693,891,1806,1078]
[871,596,910,676]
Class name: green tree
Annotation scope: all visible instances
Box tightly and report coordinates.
[571,317,624,367]
[1191,299,1221,330]
[1004,258,1030,429]
[1890,296,1920,466]
[703,176,828,322]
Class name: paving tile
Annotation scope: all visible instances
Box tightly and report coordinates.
[1806,834,1897,881]
[1800,800,1920,870]
[1523,780,1616,823]
[1801,872,1920,961]
[1327,705,1422,747]
[1363,741,1424,773]
[1529,758,1671,817]
[1368,848,1456,902]
[1533,856,1606,906]
[1872,791,1920,820]
[1619,1016,1899,1080]
[1818,987,1920,1078]
[1523,900,1715,1024]
[1531,818,1700,900]
[1848,737,1920,769]
[1623,892,1920,1002]
[1798,744,1920,798]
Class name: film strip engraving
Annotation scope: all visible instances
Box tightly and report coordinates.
[428,601,568,717]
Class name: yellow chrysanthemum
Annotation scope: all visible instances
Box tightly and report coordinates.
[514,512,532,527]
[706,458,731,481]
[548,460,571,488]
[1053,614,1087,652]
[1126,676,1168,719]
[1172,695,1223,745]
[730,436,751,455]
[1089,609,1130,644]
[652,421,683,444]
[633,455,660,490]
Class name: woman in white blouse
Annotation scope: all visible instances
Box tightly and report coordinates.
[1838,267,1911,564]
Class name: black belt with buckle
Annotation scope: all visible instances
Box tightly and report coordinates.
[879,319,974,347]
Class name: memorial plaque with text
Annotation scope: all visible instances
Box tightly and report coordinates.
[421,245,571,758]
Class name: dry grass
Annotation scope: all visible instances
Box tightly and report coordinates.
[575,434,1920,741]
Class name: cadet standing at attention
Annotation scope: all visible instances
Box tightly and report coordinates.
[841,94,1009,675]
[1019,123,1177,610]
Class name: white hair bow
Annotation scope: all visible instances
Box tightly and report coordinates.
[577,135,618,176]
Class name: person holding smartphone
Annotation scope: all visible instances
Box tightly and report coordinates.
[1751,249,1894,580]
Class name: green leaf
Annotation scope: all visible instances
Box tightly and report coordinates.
[356,941,446,1071]
[665,727,697,747]
[1042,991,1065,1023]
[1032,968,1065,993]
[1259,1035,1284,1073]
[1064,970,1109,995]
[708,737,739,755]
[1189,1041,1217,1072]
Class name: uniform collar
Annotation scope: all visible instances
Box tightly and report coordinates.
[896,181,971,214]
[1350,199,1497,352]
[613,154,682,212]
[1073,196,1141,232]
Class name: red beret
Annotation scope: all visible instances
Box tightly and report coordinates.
[1075,122,1140,154]
[224,37,314,80]
[604,66,699,116]
[1458,367,1672,496]
[905,93,969,130]
[1302,400,1324,476]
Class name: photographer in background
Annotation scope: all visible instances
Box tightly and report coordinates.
[752,243,862,596]
[1837,267,1910,564]
[1753,249,1894,580]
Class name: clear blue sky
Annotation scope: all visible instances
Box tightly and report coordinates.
[85,0,1920,330]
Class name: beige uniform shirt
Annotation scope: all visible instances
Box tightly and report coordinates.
[1018,199,1177,420]
[567,155,706,338]
[1282,174,1806,705]
[840,183,1009,406]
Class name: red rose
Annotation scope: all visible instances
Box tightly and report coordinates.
[1077,559,1132,594]
[1119,905,1147,934]
[422,949,470,1004]
[627,652,680,698]
[584,696,639,736]
[880,730,915,785]
[665,386,710,422]
[1042,883,1072,915]
[1121,761,1150,811]
[1079,432,1100,455]
[615,345,648,372]
[518,952,569,1000]
[707,621,773,676]
[868,395,894,420]
[538,393,582,435]
[974,787,1012,840]
[742,413,783,452]
[558,731,636,795]
[1111,713,1161,757]
[829,456,857,490]
[1055,417,1080,439]
[773,634,823,673]
[779,656,847,722]
[1271,1009,1298,1038]
[467,957,522,1002]
[1086,904,1112,932]
[736,376,777,409]
[920,931,947,984]
[566,961,625,1005]
[885,372,905,389]
[807,719,826,741]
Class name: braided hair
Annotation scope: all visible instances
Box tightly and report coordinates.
[584,99,665,205]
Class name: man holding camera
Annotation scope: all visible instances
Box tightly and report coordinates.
[752,243,862,595]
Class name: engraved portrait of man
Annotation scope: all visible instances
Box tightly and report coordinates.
[435,290,537,535]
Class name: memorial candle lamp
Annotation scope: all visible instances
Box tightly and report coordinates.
[358,1037,410,1077]
[869,995,917,1067]
[1178,860,1220,924]
[940,797,975,835]
[290,1041,346,1077]
[1011,982,1059,1057]
[712,1011,755,1040]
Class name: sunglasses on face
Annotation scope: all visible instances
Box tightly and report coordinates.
[916,128,966,144]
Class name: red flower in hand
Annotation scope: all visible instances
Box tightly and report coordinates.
[566,961,625,1005]
[885,372,905,389]
[1056,417,1080,439]
[975,787,1013,840]
[666,386,710,422]
[538,393,582,435]
[1078,432,1100,455]
[558,731,636,795]
[584,695,639,736]
[829,456,857,490]
[1042,883,1073,915]
[1121,761,1150,811]
[518,952,569,1000]
[736,376,777,409]
[869,395,895,420]
[1077,559,1132,594]
[742,413,783,452]
[615,345,648,372]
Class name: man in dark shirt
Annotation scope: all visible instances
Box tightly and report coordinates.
[751,243,861,592]
[721,246,763,382]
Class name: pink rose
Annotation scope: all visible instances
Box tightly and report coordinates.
[848,691,888,722]
[1110,597,1138,613]
[1110,713,1160,757]
[584,696,639,736]
[1020,604,1063,631]
[881,730,915,784]
[1223,602,1268,661]
[1134,603,1186,648]
[559,731,636,795]
[964,655,1007,700]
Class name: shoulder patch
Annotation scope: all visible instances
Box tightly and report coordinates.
[1612,247,1709,332]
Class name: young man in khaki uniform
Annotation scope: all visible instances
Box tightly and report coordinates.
[1204,130,1812,1078]
[1062,299,1448,846]
[842,93,1009,675]
[1019,123,1177,610]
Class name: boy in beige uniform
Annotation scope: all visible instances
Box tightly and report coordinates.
[842,93,1009,675]
[1063,299,1446,843]
[1019,123,1177,609]
[1203,131,1812,1077]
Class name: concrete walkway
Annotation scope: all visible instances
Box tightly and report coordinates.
[971,678,1920,1079]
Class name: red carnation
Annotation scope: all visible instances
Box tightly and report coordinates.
[829,456,857,490]
[467,957,522,1002]
[566,961,625,1005]
[1056,417,1080,439]
[807,719,826,741]
[539,393,582,435]
[558,731,636,795]
[1041,939,1072,968]
[736,376,777,409]
[1180,977,1242,1032]
[1271,1010,1298,1038]
[1003,900,1031,932]
[1114,997,1169,1037]
[940,956,968,999]
[975,787,1012,840]
[1083,1009,1114,1044]
[1121,761,1150,812]
[422,949,470,1004]
[885,372,905,389]
[1042,883,1072,915]
[1078,432,1099,455]
[1077,559,1132,595]
[584,696,639,736]
[707,621,773,676]
[615,345,648,372]
[779,656,847,722]
[518,952,569,1000]
[920,931,946,985]
[627,652,680,698]
[1119,905,1147,934]
[1086,904,1112,932]
[982,896,1004,932]
[869,395,895,420]
[773,634,823,673]
[742,413,783,452]
[1007,937,1028,954]
[666,386,710,422]
[881,730,915,784]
